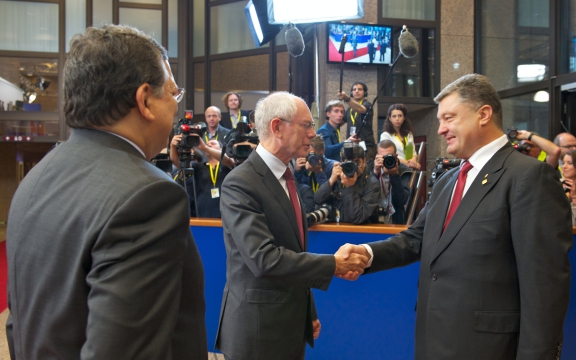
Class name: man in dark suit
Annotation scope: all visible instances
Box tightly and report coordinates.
[6,25,207,359]
[341,74,572,360]
[203,106,230,143]
[215,91,369,360]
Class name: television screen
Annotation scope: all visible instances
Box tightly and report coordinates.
[327,23,392,65]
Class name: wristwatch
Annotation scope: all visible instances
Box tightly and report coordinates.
[528,132,538,141]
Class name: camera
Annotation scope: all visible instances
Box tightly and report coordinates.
[306,204,334,226]
[383,154,398,169]
[427,157,462,188]
[514,142,532,154]
[307,151,320,167]
[223,116,259,164]
[507,127,519,142]
[176,119,207,149]
[341,141,358,177]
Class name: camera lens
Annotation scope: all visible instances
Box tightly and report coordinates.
[307,152,319,167]
[341,161,357,177]
[383,154,397,169]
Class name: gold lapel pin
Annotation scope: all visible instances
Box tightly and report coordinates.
[484,174,488,178]
[482,179,488,185]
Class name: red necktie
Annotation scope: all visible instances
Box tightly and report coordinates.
[443,161,473,231]
[283,168,305,248]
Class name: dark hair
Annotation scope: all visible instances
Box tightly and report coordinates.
[311,135,325,152]
[565,150,576,166]
[64,25,168,128]
[434,74,503,129]
[222,92,244,109]
[349,82,368,98]
[384,103,413,138]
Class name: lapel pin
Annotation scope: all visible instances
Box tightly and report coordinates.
[482,179,488,185]
[484,174,488,178]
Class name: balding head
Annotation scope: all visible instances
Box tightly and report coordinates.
[554,132,576,158]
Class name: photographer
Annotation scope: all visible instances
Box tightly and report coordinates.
[171,133,234,217]
[294,136,338,192]
[316,100,359,161]
[221,116,259,167]
[372,140,411,224]
[314,142,381,224]
[513,129,560,168]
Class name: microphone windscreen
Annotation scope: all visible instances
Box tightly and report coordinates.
[285,26,305,57]
[398,29,418,58]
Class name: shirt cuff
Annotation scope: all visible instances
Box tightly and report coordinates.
[361,244,374,267]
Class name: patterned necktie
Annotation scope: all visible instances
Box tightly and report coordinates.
[283,168,304,248]
[443,161,473,231]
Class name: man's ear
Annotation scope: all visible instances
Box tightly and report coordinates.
[270,118,283,138]
[136,83,154,121]
[477,105,493,126]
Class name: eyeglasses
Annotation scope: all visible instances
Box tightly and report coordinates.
[279,118,315,131]
[560,144,576,149]
[174,88,186,103]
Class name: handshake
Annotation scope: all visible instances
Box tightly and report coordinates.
[333,244,372,281]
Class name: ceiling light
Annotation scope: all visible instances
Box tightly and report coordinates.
[533,90,549,102]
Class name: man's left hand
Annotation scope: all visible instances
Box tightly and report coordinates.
[312,319,321,339]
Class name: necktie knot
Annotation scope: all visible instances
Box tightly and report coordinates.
[460,160,473,175]
[284,168,294,182]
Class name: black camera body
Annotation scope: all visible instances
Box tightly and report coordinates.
[427,157,462,188]
[307,151,320,167]
[514,142,532,154]
[341,141,358,177]
[383,154,398,169]
[223,122,259,164]
[176,119,207,149]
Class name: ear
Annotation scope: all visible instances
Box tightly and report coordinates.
[477,105,493,126]
[270,118,283,138]
[136,83,155,122]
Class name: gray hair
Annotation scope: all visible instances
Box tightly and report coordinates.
[255,92,302,140]
[434,74,503,129]
[64,24,169,128]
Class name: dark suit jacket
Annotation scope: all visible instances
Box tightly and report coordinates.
[215,150,336,360]
[6,129,207,359]
[367,143,572,360]
[220,109,252,129]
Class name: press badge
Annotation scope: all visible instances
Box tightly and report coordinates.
[211,188,220,198]
[350,126,356,135]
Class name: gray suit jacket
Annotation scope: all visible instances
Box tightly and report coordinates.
[215,151,336,360]
[6,129,207,359]
[367,143,572,360]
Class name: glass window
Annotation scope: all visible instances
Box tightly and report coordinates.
[381,27,435,98]
[66,0,87,53]
[559,0,576,74]
[93,0,113,27]
[125,0,162,4]
[194,0,205,57]
[480,0,549,91]
[0,57,59,113]
[382,0,435,21]
[194,62,205,114]
[210,1,266,54]
[501,91,549,139]
[119,8,162,44]
[168,0,178,58]
[0,1,59,52]
[0,120,60,142]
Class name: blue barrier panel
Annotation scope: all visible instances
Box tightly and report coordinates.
[191,223,575,359]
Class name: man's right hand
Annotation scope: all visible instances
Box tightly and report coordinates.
[171,134,183,150]
[296,157,307,171]
[374,154,384,174]
[347,134,361,144]
[333,249,369,279]
[334,243,372,281]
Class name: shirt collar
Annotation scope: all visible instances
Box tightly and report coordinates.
[466,134,508,170]
[256,144,288,181]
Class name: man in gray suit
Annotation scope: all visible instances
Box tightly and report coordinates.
[341,74,572,360]
[215,92,369,360]
[6,25,207,359]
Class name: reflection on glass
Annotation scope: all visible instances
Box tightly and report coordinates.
[93,0,113,27]
[0,120,60,141]
[382,0,435,21]
[501,92,549,139]
[0,2,59,52]
[211,2,265,54]
[0,57,59,112]
[480,0,549,91]
[119,8,162,44]
[194,0,205,57]
[66,0,86,53]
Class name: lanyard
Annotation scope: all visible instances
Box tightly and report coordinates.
[350,99,364,126]
[395,134,407,149]
[204,131,218,143]
[336,128,341,143]
[209,162,220,188]
[310,173,319,193]
[231,109,242,128]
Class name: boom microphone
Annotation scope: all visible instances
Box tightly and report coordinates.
[338,33,347,54]
[285,23,305,57]
[398,25,418,58]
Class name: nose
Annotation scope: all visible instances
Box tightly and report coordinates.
[437,120,447,136]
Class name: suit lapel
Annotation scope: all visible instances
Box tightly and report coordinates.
[431,145,514,264]
[249,152,304,251]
